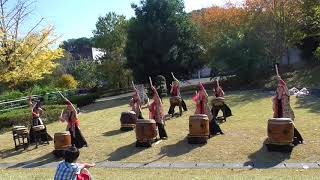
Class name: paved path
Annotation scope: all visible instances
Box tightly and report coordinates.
[1,161,320,169]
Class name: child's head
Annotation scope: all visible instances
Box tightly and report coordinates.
[64,147,80,163]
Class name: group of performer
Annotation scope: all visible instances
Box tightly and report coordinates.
[26,69,304,149]
[28,93,88,149]
[129,73,233,140]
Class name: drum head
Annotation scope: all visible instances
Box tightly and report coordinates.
[136,119,156,124]
[269,118,292,122]
[54,132,71,136]
[13,126,26,129]
[190,114,208,118]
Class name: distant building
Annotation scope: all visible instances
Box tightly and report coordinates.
[281,48,304,65]
[192,66,211,79]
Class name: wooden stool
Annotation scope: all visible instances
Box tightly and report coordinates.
[32,125,49,148]
[12,126,29,150]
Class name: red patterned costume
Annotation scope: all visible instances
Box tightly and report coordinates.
[272,77,303,144]
[130,89,143,119]
[193,83,209,115]
[149,86,167,139]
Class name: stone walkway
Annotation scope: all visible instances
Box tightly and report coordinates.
[1,161,320,169]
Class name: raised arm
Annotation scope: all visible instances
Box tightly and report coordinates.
[149,77,161,101]
[28,96,34,113]
[58,92,78,114]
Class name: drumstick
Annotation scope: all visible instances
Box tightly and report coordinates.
[60,109,64,118]
[149,77,153,87]
[58,91,66,100]
[275,64,279,77]
[132,81,135,89]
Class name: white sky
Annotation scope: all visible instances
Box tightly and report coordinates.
[184,0,244,12]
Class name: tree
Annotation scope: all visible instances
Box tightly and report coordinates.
[0,0,63,89]
[93,12,128,56]
[73,61,100,89]
[298,0,320,62]
[244,0,303,64]
[61,37,93,60]
[192,5,248,65]
[125,0,205,83]
[93,12,132,89]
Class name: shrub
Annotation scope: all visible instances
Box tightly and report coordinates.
[56,74,78,89]
[28,85,60,96]
[0,90,25,101]
[0,105,65,130]
[69,93,99,107]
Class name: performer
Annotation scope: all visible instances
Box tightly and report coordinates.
[59,93,88,149]
[273,75,304,145]
[149,77,168,140]
[28,96,52,143]
[168,73,187,116]
[193,82,209,115]
[212,79,232,121]
[130,82,144,119]
[207,80,226,135]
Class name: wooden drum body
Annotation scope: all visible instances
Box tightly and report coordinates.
[54,132,72,150]
[188,114,210,144]
[120,111,137,131]
[267,118,294,144]
[135,119,157,147]
[170,96,182,106]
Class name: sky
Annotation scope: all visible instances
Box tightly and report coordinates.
[23,0,243,42]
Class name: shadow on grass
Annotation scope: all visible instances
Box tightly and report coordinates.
[6,152,59,168]
[81,97,131,114]
[244,140,291,169]
[107,142,145,161]
[159,138,203,157]
[1,148,29,159]
[294,96,320,114]
[103,130,127,137]
[226,91,270,107]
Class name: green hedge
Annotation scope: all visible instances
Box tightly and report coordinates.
[69,93,99,107]
[0,105,65,130]
[44,93,99,107]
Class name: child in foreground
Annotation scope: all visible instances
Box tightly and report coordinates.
[54,147,95,180]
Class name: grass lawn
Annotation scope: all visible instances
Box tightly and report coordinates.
[1,90,320,165]
[1,168,320,180]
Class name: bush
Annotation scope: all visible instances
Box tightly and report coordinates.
[0,105,65,130]
[69,93,99,107]
[0,90,25,101]
[28,85,60,96]
[56,74,78,89]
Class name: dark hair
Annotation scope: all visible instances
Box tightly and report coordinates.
[64,147,80,163]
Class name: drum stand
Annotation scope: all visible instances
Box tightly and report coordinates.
[187,135,209,144]
[265,140,294,153]
[33,128,50,148]
[136,139,157,147]
[120,124,135,131]
[13,130,29,150]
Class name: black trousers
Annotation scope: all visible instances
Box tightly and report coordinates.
[211,104,232,118]
[210,118,223,135]
[29,118,52,143]
[138,112,144,119]
[156,123,168,139]
[293,127,304,144]
[168,99,187,115]
[69,126,88,149]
